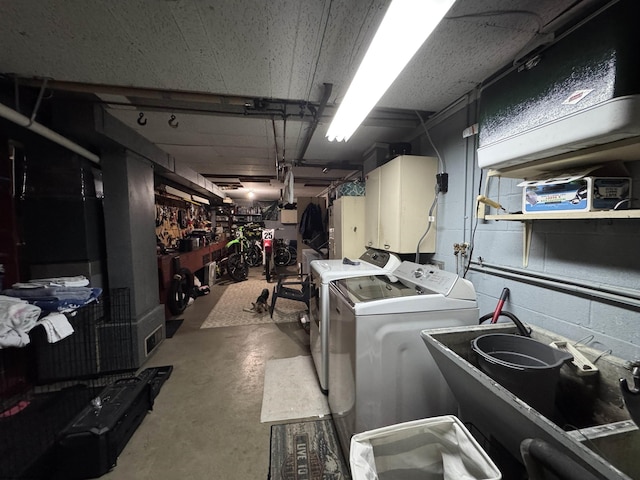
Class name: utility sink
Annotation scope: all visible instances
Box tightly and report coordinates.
[421,324,639,480]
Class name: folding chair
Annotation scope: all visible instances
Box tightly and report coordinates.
[269,274,311,318]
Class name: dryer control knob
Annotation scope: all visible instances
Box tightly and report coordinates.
[414,268,424,278]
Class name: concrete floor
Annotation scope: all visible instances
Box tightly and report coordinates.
[102,270,312,480]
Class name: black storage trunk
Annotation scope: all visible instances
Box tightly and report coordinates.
[55,373,153,479]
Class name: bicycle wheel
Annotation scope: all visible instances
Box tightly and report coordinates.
[227,252,248,282]
[286,245,297,266]
[167,268,194,315]
[246,244,262,267]
[273,246,292,267]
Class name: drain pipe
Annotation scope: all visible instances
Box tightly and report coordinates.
[0,101,100,164]
[297,83,333,163]
[469,260,640,309]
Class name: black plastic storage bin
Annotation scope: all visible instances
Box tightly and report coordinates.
[472,334,573,417]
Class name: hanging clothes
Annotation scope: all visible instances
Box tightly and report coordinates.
[298,203,324,240]
[283,167,294,205]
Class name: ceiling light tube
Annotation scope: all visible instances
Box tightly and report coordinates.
[165,185,192,201]
[326,0,455,142]
[192,194,210,205]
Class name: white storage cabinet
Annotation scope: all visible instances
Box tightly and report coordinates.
[365,155,438,254]
[330,196,366,260]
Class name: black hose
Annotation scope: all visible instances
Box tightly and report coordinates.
[479,310,531,337]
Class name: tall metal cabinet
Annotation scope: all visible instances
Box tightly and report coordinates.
[329,196,365,259]
[364,155,438,254]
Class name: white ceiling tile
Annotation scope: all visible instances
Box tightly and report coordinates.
[0,0,594,200]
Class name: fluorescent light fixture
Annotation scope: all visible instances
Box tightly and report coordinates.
[192,194,210,205]
[247,190,255,199]
[326,0,455,142]
[165,185,192,201]
[223,196,233,204]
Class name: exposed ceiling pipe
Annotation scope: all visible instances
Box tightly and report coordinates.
[297,83,333,164]
[0,101,100,164]
[18,78,246,106]
[17,77,320,112]
[282,115,287,165]
[272,116,279,178]
[317,169,362,197]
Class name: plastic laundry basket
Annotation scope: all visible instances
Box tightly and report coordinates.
[350,415,501,480]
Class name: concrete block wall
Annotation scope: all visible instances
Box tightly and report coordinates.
[417,102,640,361]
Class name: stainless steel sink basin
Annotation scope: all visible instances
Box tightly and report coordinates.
[421,324,639,480]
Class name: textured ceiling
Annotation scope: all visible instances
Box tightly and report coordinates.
[0,0,605,201]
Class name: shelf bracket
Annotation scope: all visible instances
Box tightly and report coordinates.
[523,220,532,268]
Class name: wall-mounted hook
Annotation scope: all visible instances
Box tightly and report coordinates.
[137,112,147,126]
[168,114,179,128]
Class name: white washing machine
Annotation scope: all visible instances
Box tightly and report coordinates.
[327,261,479,460]
[309,249,401,393]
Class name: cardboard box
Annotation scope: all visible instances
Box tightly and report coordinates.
[279,209,297,224]
[519,164,631,213]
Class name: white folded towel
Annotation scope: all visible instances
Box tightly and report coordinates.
[0,296,41,348]
[36,313,74,343]
[26,276,90,287]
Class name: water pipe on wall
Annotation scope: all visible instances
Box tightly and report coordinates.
[0,101,100,164]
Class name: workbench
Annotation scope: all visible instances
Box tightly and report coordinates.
[157,239,227,318]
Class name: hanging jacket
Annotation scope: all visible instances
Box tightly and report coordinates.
[298,203,323,240]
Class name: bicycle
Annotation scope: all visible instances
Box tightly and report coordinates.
[273,239,297,267]
[262,228,275,282]
[237,223,263,267]
[245,238,263,268]
[227,223,263,262]
[223,225,261,282]
[218,248,247,282]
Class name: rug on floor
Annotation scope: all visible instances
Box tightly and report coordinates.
[200,277,306,329]
[165,319,183,338]
[269,419,351,480]
[261,355,329,423]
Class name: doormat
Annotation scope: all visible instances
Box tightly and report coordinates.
[165,319,183,338]
[269,419,351,480]
[261,356,329,423]
[200,277,306,329]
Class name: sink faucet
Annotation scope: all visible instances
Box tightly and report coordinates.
[629,364,640,392]
[620,361,640,425]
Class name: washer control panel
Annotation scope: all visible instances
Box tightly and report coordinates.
[392,261,458,295]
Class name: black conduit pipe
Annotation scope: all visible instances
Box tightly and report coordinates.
[297,83,333,162]
[520,438,600,480]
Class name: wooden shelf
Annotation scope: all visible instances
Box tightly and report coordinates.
[486,209,640,221]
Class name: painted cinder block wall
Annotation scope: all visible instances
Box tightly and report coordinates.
[417,103,640,360]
